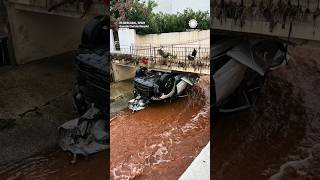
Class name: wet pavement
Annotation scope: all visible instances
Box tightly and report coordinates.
[213,47,320,180]
[0,53,78,164]
[110,76,210,180]
[0,150,108,180]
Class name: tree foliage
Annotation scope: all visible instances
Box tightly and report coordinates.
[110,0,210,34]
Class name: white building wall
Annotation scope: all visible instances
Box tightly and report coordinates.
[110,28,136,54]
[118,28,135,53]
[110,30,115,52]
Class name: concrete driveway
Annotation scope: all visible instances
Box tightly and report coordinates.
[0,52,79,165]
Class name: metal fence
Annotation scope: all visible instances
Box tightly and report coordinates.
[111,45,210,74]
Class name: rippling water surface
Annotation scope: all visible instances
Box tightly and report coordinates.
[0,150,108,179]
[110,76,210,180]
[213,47,320,180]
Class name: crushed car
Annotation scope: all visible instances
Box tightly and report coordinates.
[212,35,287,113]
[58,16,109,163]
[128,67,199,111]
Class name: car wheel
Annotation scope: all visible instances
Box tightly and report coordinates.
[160,74,175,95]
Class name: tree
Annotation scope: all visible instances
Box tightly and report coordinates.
[110,0,209,34]
[110,0,134,30]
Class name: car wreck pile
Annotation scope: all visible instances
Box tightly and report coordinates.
[58,16,109,163]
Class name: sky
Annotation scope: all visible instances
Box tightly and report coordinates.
[151,0,210,14]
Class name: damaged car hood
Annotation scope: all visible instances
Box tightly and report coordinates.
[226,39,286,75]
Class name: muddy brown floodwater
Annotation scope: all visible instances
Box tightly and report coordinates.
[110,76,210,180]
[0,150,108,180]
[213,47,320,180]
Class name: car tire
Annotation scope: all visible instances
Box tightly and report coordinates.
[160,74,175,95]
[81,16,107,48]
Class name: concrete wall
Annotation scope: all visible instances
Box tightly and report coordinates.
[6,0,105,64]
[110,29,210,54]
[8,0,105,16]
[6,4,96,64]
[212,0,320,41]
[135,30,210,47]
[112,63,136,82]
[213,18,320,41]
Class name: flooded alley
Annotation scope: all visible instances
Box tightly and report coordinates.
[110,76,210,180]
[213,47,320,180]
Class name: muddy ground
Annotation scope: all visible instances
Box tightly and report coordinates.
[110,76,210,180]
[0,53,108,179]
[213,47,320,180]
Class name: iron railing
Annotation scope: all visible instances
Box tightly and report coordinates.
[111,45,210,75]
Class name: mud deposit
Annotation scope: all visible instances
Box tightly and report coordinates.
[0,150,108,180]
[110,76,210,180]
[213,47,320,180]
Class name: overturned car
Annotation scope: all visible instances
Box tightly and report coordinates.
[58,16,109,163]
[128,67,199,111]
[212,35,287,113]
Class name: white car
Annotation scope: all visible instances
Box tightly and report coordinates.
[213,35,287,112]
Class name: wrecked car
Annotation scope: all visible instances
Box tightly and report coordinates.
[128,67,199,111]
[58,16,109,163]
[212,35,287,113]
